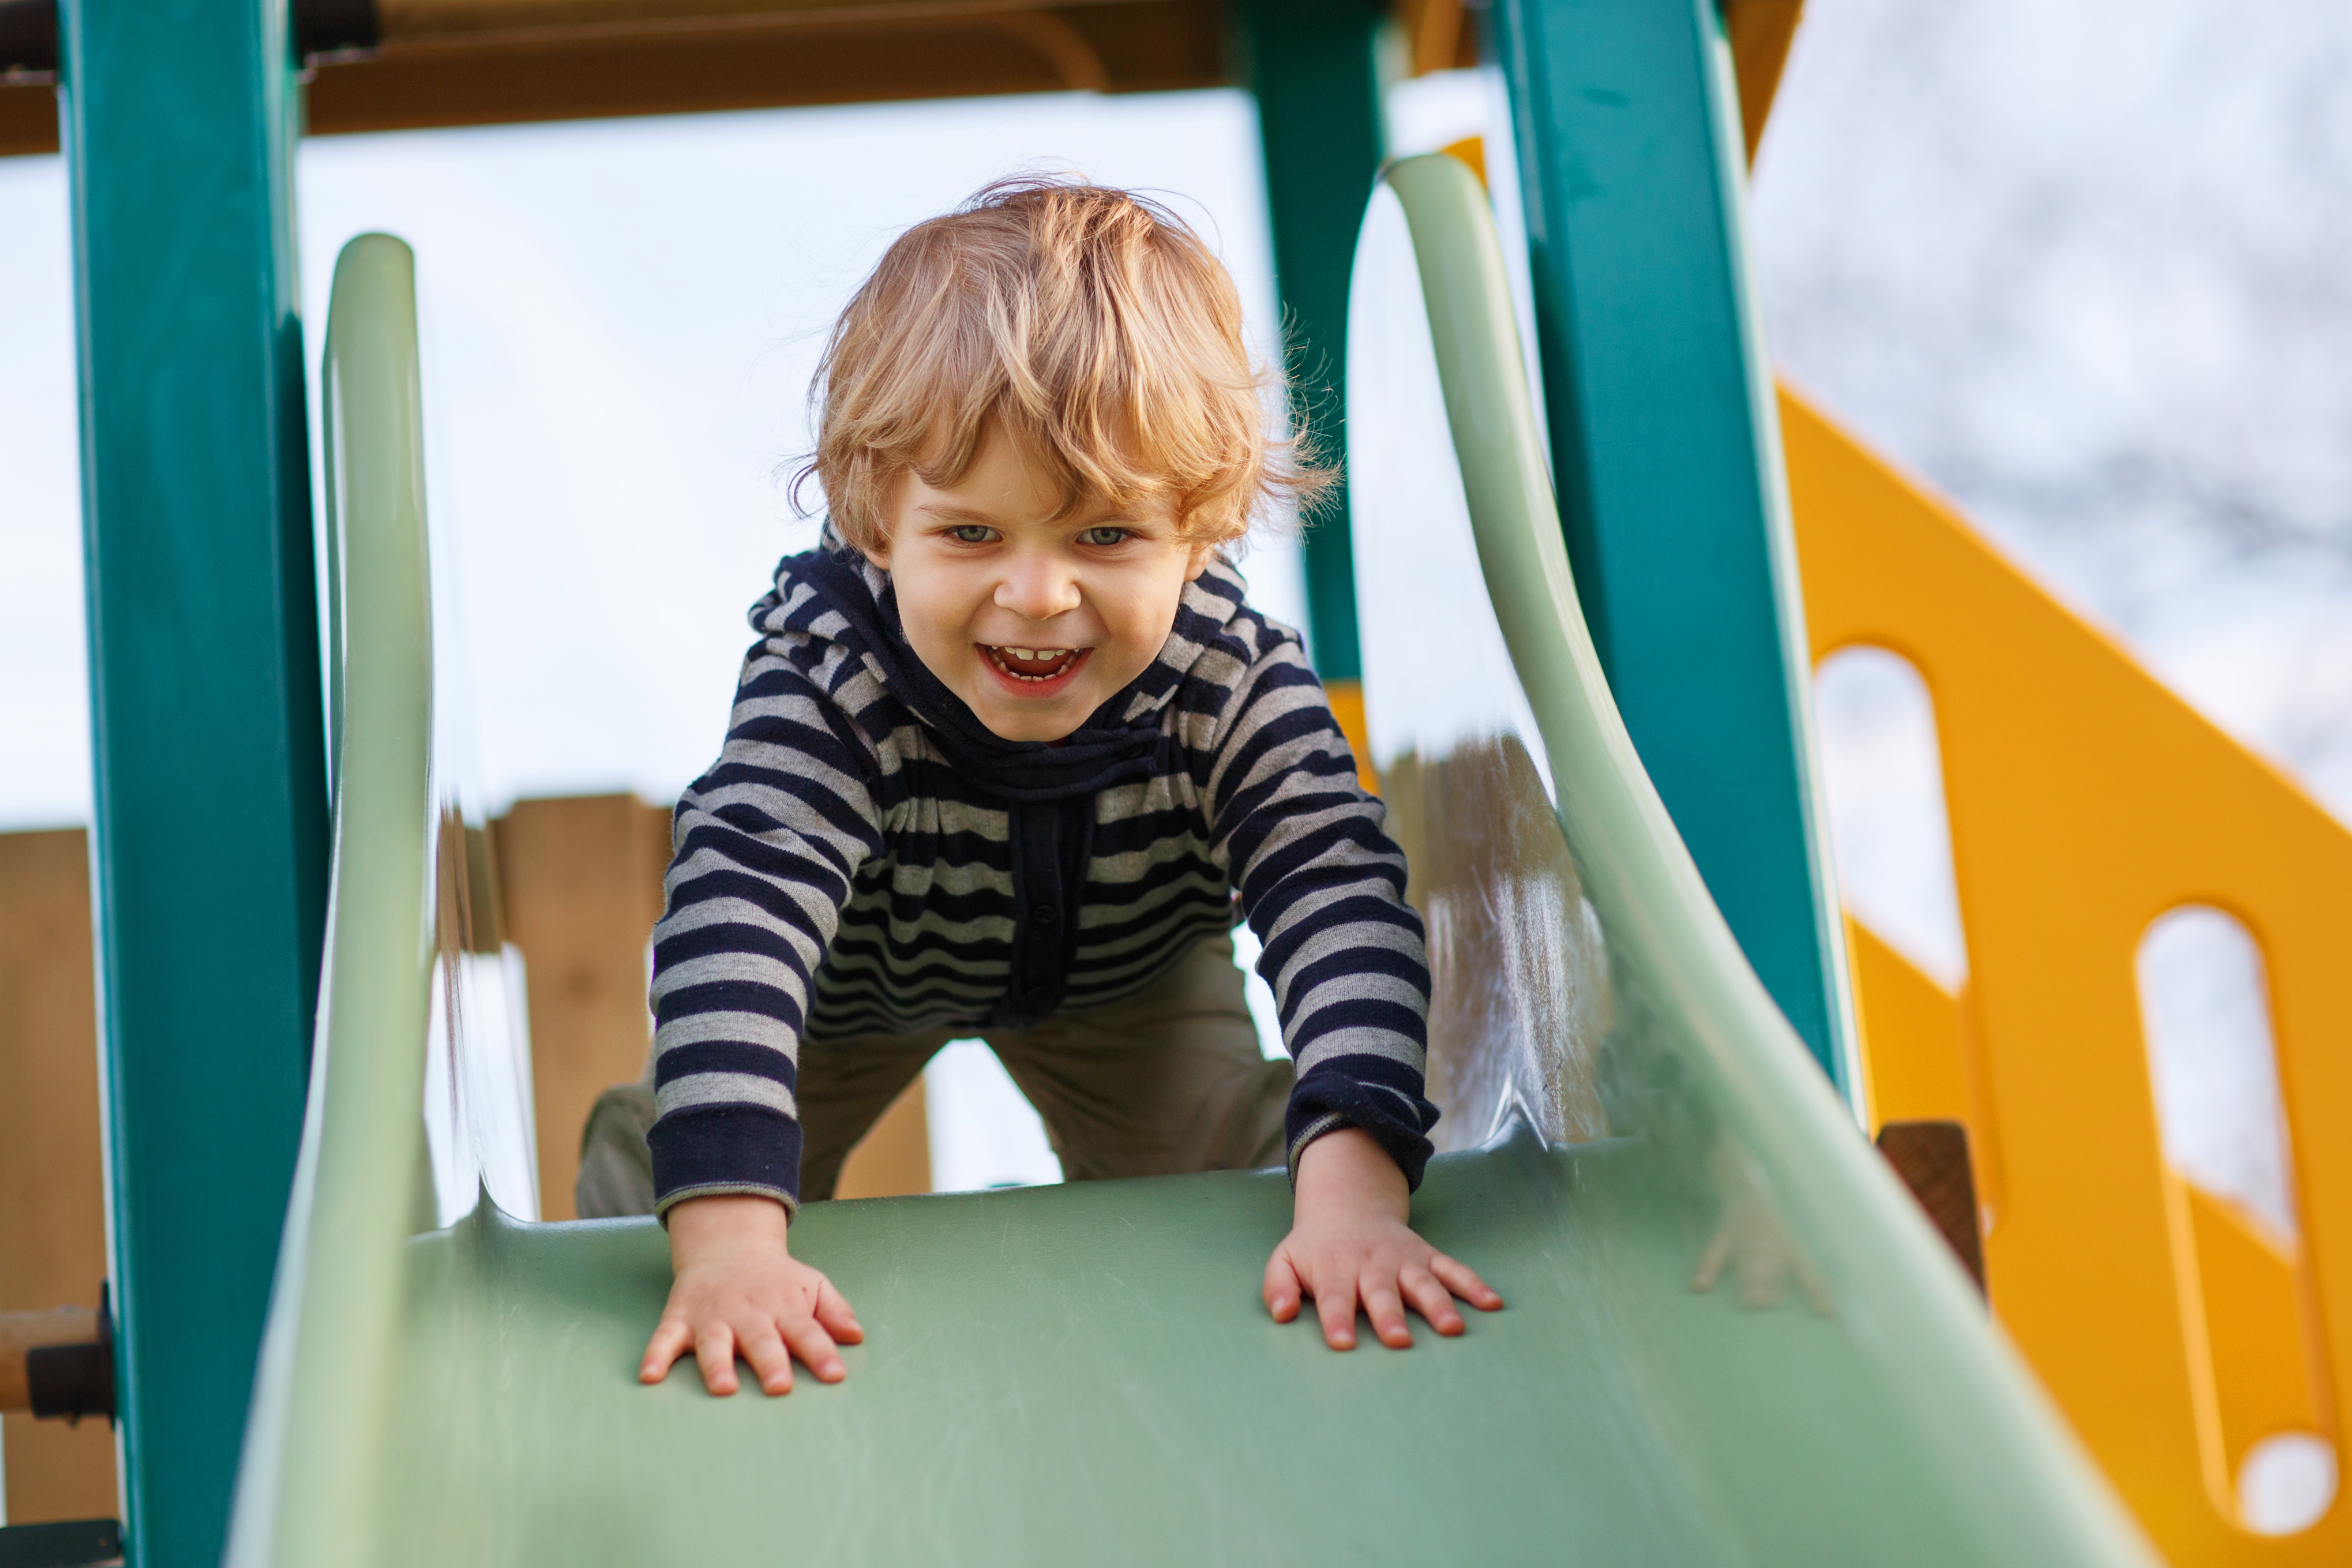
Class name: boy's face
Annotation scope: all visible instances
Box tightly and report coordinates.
[866,426,1215,742]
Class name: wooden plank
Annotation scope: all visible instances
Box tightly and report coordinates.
[493,795,671,1221]
[834,1078,931,1201]
[493,794,935,1215]
[4,2,1229,160]
[0,83,53,160]
[303,1,1225,140]
[1398,0,1479,78]
[1723,0,1804,164]
[1875,1120,1987,1295]
[0,830,118,1524]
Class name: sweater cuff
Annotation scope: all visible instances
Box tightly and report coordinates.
[1285,1112,1351,1186]
[1283,1065,1436,1191]
[649,1104,802,1221]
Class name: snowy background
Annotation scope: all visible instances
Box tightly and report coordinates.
[2,2,2346,1209]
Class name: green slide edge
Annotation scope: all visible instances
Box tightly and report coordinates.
[226,232,436,1568]
[1380,151,2155,1565]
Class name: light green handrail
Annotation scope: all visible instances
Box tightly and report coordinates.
[225,233,435,1568]
[1378,151,2155,1565]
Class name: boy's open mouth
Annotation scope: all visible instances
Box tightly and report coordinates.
[981,644,1090,686]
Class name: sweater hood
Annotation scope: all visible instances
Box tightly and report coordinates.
[749,524,1259,801]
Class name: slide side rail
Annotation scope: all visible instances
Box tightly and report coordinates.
[1372,151,2154,1567]
[226,234,436,1568]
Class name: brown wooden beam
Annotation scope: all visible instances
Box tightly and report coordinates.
[307,1,1222,137]
[370,0,1149,46]
[491,794,672,1222]
[492,793,935,1216]
[0,829,119,1524]
[834,1077,931,1199]
[1397,0,1479,78]
[1,82,52,157]
[1875,1119,1989,1297]
[1724,0,1803,164]
[1,0,1222,158]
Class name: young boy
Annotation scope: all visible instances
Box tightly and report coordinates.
[624,177,1499,1397]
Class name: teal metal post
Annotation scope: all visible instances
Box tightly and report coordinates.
[1235,0,1388,683]
[58,2,327,1563]
[1490,0,1858,1094]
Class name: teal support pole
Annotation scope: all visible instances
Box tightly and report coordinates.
[1490,0,1858,1094]
[1235,0,1387,684]
[58,2,327,1563]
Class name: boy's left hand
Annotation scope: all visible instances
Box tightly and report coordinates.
[1264,1127,1503,1349]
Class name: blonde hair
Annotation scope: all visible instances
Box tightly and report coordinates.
[800,175,1330,552]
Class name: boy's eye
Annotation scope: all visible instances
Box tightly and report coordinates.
[1079,526,1130,547]
[947,524,995,544]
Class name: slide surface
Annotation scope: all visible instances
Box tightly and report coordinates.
[227,170,2158,1567]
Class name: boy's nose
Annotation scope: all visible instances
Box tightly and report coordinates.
[994,558,1082,621]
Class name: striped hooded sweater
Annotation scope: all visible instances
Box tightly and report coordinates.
[646,537,1439,1214]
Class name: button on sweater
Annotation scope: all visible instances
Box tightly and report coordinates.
[646,537,1439,1213]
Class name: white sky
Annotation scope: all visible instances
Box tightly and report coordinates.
[0,153,81,831]
[0,88,1312,826]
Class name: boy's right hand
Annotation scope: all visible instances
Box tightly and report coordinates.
[639,1194,864,1395]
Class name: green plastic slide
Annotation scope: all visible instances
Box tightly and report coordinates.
[224,166,2158,1566]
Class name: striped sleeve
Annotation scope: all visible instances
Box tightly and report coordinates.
[645,635,888,1217]
[1205,636,1439,1189]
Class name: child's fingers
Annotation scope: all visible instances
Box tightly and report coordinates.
[813,1277,864,1345]
[1360,1276,1413,1349]
[1315,1277,1360,1350]
[1690,1227,1733,1293]
[737,1321,796,1395]
[1738,1240,1786,1311]
[1400,1265,1465,1335]
[1430,1252,1504,1310]
[781,1312,846,1384]
[639,1315,693,1383]
[693,1322,742,1396]
[1262,1251,1303,1323]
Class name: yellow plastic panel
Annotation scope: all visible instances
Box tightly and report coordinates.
[1846,917,1971,1131]
[1788,387,2352,1557]
[1852,911,2319,1498]
[2188,1184,2321,1478]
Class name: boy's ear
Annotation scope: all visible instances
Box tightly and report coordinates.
[859,531,891,569]
[1183,537,1217,582]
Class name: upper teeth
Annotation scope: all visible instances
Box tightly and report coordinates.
[1004,648,1061,661]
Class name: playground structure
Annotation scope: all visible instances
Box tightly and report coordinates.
[0,1,2346,1565]
[227,181,2150,1567]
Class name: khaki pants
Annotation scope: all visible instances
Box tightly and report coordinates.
[575,935,1291,1217]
